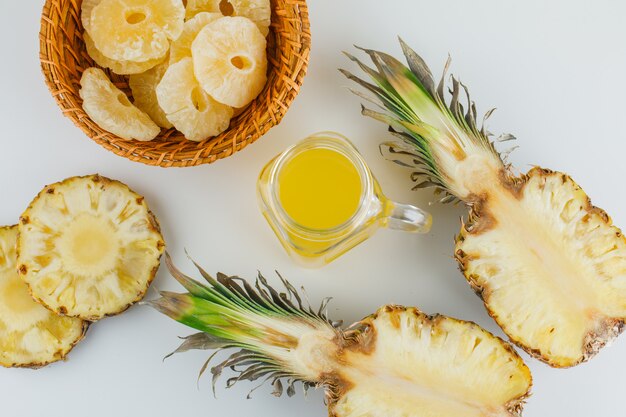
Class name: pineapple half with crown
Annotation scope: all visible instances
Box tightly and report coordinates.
[156,57,233,141]
[80,68,160,141]
[90,0,184,62]
[191,16,267,108]
[150,254,532,417]
[18,175,165,321]
[341,39,626,367]
[185,0,271,36]
[0,226,87,368]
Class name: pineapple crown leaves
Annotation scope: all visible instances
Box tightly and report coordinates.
[148,252,341,398]
[340,38,516,203]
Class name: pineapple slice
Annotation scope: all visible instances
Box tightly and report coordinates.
[81,0,102,34]
[84,33,165,75]
[185,0,270,36]
[191,16,267,108]
[156,57,233,141]
[151,258,532,417]
[169,12,222,65]
[90,0,184,62]
[80,67,160,141]
[129,61,173,128]
[0,226,87,368]
[18,175,165,321]
[343,40,626,367]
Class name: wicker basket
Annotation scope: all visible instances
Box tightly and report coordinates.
[39,0,310,167]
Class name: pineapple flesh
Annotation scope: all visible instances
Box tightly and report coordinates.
[150,255,532,417]
[185,0,271,36]
[156,57,233,141]
[90,0,184,62]
[191,16,267,108]
[18,175,165,321]
[0,226,87,368]
[80,67,160,141]
[343,40,626,367]
[129,61,174,128]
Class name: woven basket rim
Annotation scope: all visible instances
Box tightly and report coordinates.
[39,0,310,167]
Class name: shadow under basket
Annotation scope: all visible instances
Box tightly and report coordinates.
[39,0,310,167]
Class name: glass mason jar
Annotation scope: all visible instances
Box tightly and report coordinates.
[257,132,432,268]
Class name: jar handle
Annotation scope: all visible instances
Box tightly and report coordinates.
[384,201,432,233]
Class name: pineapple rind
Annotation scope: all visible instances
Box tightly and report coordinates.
[0,226,87,368]
[84,32,165,75]
[18,175,165,321]
[330,306,531,417]
[456,167,626,367]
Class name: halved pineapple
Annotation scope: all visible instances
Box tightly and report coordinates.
[156,57,233,141]
[129,61,173,128]
[0,226,87,368]
[90,0,184,62]
[18,175,165,321]
[81,0,102,34]
[191,16,267,108]
[80,67,160,141]
[84,32,165,75]
[169,12,222,65]
[185,0,271,36]
[152,259,532,417]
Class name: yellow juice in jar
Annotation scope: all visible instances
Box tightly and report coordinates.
[278,148,362,230]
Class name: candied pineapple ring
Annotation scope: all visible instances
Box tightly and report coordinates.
[84,33,165,75]
[192,16,267,108]
[185,0,271,36]
[90,0,184,62]
[169,12,222,65]
[0,226,87,368]
[18,175,165,321]
[129,61,173,129]
[156,58,233,141]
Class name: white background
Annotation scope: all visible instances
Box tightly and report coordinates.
[1,0,625,416]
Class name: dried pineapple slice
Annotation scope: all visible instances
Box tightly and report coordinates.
[84,33,165,75]
[156,58,233,141]
[129,62,173,128]
[0,226,87,368]
[90,0,184,62]
[18,175,165,321]
[80,67,160,141]
[192,17,267,108]
[169,12,222,65]
[185,0,271,36]
[81,0,102,34]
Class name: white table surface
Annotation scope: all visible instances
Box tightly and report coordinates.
[2,0,625,416]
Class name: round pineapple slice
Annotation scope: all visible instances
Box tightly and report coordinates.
[169,12,222,65]
[81,0,102,34]
[191,16,267,108]
[156,57,233,141]
[18,175,165,321]
[90,0,184,62]
[129,62,173,129]
[185,0,270,36]
[80,67,160,141]
[84,33,165,75]
[0,226,87,368]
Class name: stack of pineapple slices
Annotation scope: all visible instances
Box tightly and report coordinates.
[80,0,270,142]
[0,175,164,368]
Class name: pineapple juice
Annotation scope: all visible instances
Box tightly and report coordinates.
[277,148,363,230]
